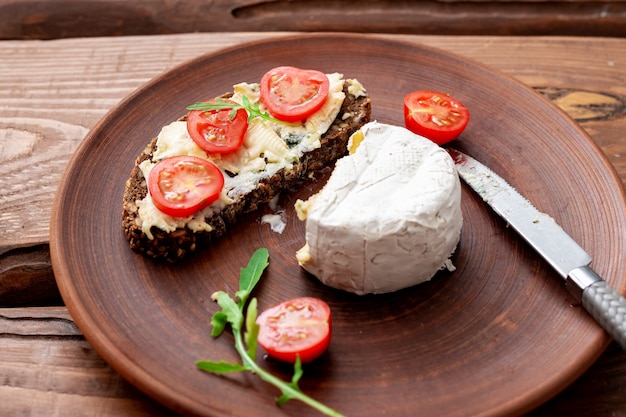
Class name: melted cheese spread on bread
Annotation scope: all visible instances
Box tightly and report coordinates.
[296,121,463,295]
[135,73,356,239]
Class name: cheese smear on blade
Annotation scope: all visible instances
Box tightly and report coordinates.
[295,121,462,295]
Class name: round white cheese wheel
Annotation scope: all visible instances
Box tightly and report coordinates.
[296,121,462,295]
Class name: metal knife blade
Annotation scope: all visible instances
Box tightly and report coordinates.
[449,148,626,349]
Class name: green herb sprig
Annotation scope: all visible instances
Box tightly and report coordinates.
[187,96,294,125]
[196,248,345,417]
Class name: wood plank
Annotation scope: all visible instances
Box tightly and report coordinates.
[0,307,176,416]
[0,244,61,306]
[1,0,626,40]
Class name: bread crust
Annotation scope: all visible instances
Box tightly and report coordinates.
[122,82,371,262]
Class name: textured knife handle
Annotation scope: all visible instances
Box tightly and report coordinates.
[582,280,626,350]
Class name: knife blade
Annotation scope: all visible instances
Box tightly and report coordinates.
[449,148,626,349]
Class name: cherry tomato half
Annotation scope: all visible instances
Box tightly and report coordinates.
[148,155,224,218]
[187,101,248,154]
[257,297,332,363]
[260,66,330,123]
[403,90,470,145]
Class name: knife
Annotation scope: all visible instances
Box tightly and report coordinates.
[448,148,626,349]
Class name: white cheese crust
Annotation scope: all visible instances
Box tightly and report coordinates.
[296,121,463,295]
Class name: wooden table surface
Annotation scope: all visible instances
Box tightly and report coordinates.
[2,32,626,416]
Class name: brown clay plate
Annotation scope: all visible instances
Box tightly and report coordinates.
[50,34,626,417]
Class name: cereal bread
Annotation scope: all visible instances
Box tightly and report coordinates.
[122,80,371,262]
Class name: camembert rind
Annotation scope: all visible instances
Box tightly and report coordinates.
[296,121,463,295]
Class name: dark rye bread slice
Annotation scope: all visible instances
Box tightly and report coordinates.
[122,82,371,262]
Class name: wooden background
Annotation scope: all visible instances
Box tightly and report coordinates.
[2,34,626,415]
[1,0,626,40]
[2,0,626,414]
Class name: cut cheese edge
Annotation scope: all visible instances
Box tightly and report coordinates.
[296,121,462,295]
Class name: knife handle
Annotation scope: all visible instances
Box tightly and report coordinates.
[574,267,626,350]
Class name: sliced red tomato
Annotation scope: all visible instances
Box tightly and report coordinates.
[403,90,470,145]
[256,297,331,363]
[187,101,248,154]
[148,155,224,218]
[260,66,330,123]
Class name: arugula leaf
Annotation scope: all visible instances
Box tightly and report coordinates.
[187,97,295,126]
[196,360,248,374]
[276,356,304,405]
[197,248,345,417]
[214,290,243,332]
[244,297,259,359]
[236,247,269,308]
[210,310,228,337]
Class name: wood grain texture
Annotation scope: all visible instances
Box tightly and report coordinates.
[0,307,176,417]
[1,0,626,40]
[0,245,61,307]
[2,32,626,416]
